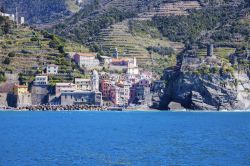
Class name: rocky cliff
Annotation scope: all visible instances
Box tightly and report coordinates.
[159,70,250,110]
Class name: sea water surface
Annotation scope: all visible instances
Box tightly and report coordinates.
[0,111,250,165]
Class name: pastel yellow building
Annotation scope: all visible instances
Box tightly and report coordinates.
[13,84,29,95]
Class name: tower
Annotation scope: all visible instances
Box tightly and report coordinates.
[20,17,25,24]
[91,70,99,92]
[113,48,119,59]
[133,57,137,67]
[15,7,18,25]
[207,44,214,57]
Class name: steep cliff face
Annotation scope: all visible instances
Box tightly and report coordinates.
[160,71,250,110]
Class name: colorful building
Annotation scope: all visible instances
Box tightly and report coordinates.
[13,84,29,95]
[110,81,131,106]
[100,79,112,99]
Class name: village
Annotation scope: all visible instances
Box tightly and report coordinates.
[0,5,249,111]
[2,47,165,111]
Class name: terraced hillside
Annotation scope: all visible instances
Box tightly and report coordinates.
[95,19,183,68]
[0,17,87,84]
[136,1,202,20]
[92,1,201,67]
[0,0,84,24]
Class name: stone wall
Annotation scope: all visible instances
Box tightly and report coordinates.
[0,93,8,107]
[16,94,32,107]
[31,85,48,105]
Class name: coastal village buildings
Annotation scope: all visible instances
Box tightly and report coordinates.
[0,12,15,21]
[74,53,100,68]
[91,70,99,92]
[110,81,131,106]
[75,78,92,91]
[13,84,29,95]
[6,46,156,108]
[34,75,48,86]
[61,91,102,106]
[55,83,76,96]
[46,64,58,75]
[101,79,112,99]
[13,84,32,107]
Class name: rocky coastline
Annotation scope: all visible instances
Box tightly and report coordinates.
[159,70,250,111]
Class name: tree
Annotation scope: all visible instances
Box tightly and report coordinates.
[8,51,16,57]
[3,57,10,64]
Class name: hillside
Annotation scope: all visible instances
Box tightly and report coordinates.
[0,16,87,85]
[0,0,84,24]
[1,0,249,75]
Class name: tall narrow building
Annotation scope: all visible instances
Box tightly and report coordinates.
[91,70,99,92]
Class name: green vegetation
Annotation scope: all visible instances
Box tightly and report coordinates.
[8,51,16,57]
[55,7,136,44]
[3,57,10,64]
[147,46,175,56]
[0,16,86,84]
[0,72,6,83]
[0,0,69,24]
[152,6,242,44]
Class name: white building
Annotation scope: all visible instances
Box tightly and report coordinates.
[46,64,58,75]
[100,56,112,65]
[34,76,48,86]
[75,78,92,91]
[91,70,99,92]
[0,12,15,21]
[74,53,100,68]
[20,17,25,24]
[127,57,139,75]
[55,83,76,96]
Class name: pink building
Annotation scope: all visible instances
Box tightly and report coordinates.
[100,80,112,99]
[110,81,130,106]
[55,83,76,96]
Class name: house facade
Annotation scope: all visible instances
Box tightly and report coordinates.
[46,64,58,75]
[110,81,130,106]
[61,91,102,106]
[34,76,48,86]
[75,78,92,91]
[55,83,76,96]
[74,53,100,68]
[13,84,29,95]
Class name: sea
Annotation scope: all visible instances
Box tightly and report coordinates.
[0,111,250,166]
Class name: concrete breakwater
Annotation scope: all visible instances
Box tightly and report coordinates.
[15,105,109,111]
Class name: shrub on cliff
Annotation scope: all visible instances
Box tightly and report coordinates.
[3,57,10,65]
[8,51,16,57]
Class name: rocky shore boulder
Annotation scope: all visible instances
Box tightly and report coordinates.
[159,71,249,111]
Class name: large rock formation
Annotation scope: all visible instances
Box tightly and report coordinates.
[159,70,250,110]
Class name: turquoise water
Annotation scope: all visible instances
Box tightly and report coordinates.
[0,111,250,165]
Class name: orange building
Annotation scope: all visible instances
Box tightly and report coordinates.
[13,84,29,95]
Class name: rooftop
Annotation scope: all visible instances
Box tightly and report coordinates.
[14,84,28,88]
[112,58,129,63]
[47,64,58,67]
[75,53,97,57]
[56,83,75,86]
